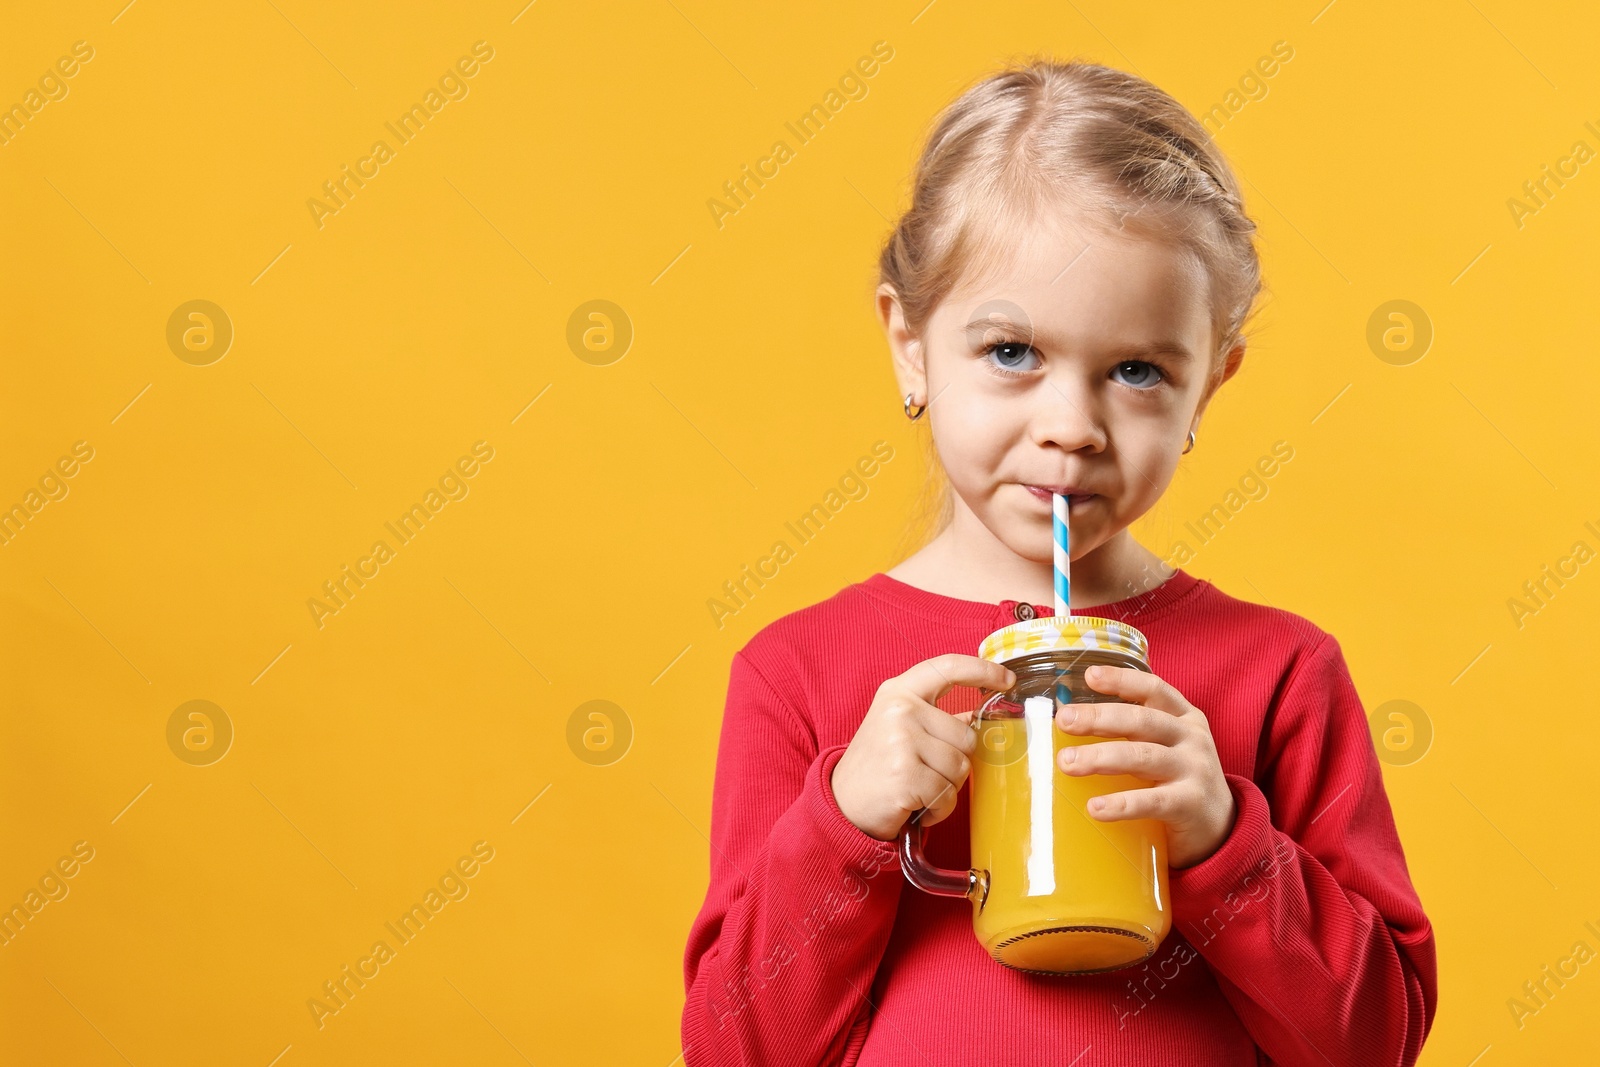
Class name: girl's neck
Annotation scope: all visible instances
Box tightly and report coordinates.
[886,501,1174,611]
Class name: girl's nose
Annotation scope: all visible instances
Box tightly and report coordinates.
[1028,378,1108,453]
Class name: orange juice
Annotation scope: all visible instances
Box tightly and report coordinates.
[968,701,1170,974]
[897,614,1171,975]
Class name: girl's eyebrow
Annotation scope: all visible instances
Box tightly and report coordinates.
[964,315,1030,337]
[963,316,1195,363]
[1106,340,1195,363]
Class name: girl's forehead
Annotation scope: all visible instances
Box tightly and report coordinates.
[938,213,1212,340]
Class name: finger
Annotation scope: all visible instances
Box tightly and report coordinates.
[1058,740,1179,781]
[1087,784,1179,822]
[919,781,961,827]
[1056,701,1183,744]
[902,654,1016,704]
[908,766,964,827]
[919,703,978,754]
[916,734,972,787]
[1082,664,1188,715]
[919,797,958,828]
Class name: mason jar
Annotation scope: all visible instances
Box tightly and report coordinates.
[898,615,1171,975]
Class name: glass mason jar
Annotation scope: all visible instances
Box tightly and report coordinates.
[898,615,1171,975]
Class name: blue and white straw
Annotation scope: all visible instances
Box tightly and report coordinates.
[1053,492,1070,618]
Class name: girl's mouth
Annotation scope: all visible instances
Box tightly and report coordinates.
[1022,485,1097,507]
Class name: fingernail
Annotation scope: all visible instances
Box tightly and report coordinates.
[1059,746,1077,766]
[1057,706,1076,727]
[1088,796,1105,814]
[1087,665,1105,683]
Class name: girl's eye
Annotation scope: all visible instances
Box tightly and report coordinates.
[984,342,1039,376]
[1112,360,1164,390]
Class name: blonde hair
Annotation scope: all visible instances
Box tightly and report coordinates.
[880,57,1264,559]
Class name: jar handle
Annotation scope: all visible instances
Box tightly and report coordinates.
[895,691,1005,910]
[897,819,989,909]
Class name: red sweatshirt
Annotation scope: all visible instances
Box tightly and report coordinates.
[681,568,1436,1066]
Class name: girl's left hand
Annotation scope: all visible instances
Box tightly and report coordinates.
[1055,663,1237,869]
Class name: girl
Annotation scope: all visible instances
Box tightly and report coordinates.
[681,59,1435,1066]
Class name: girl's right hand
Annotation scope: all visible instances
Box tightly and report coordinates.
[830,654,1017,841]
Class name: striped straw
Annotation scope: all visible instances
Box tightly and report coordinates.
[1052,492,1070,617]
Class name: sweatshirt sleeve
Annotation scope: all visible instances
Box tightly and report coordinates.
[681,649,904,1067]
[1168,632,1438,1067]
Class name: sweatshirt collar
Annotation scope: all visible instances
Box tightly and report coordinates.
[858,567,1203,627]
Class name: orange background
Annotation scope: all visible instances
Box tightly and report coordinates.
[2,1,1597,1063]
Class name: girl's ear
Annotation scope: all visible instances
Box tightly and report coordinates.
[1219,338,1246,386]
[1194,338,1247,425]
[877,283,928,401]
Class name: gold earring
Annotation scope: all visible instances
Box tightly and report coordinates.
[904,394,926,421]
[1182,430,1196,454]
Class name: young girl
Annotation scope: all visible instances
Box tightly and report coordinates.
[681,59,1435,1066]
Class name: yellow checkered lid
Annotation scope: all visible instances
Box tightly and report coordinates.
[978,615,1150,665]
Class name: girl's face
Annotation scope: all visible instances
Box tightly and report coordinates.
[882,209,1239,571]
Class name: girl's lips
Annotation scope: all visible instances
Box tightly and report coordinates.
[1023,485,1096,505]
